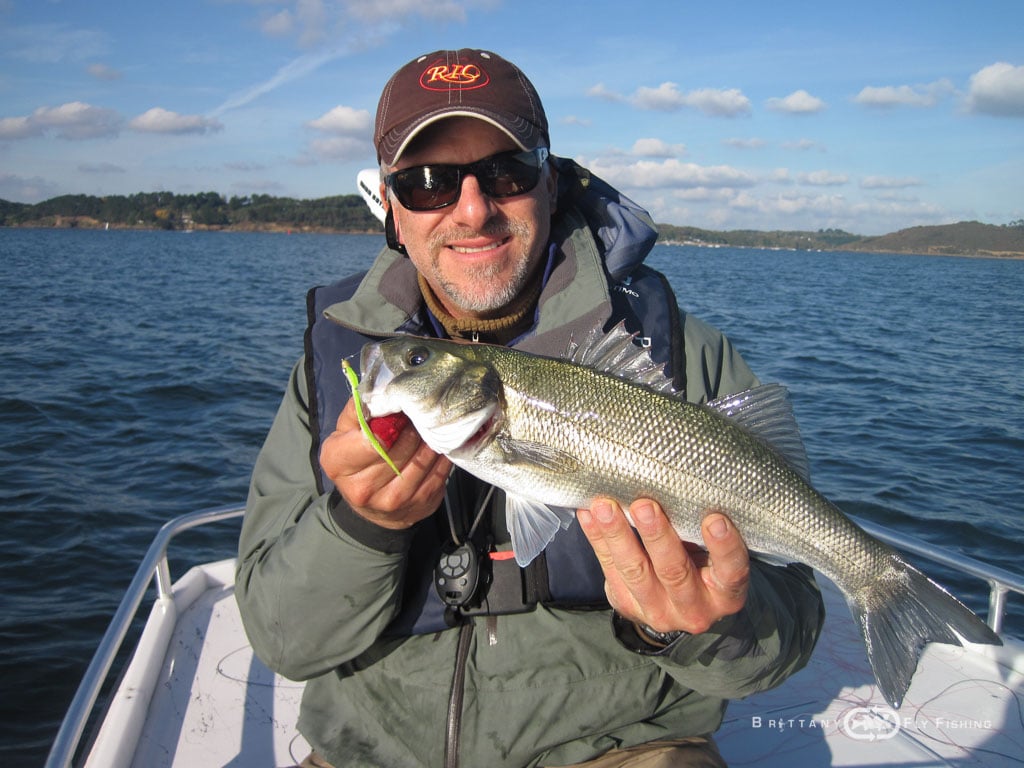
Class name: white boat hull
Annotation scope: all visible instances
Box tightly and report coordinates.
[83,558,1023,767]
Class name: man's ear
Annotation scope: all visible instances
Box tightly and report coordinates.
[385,208,407,256]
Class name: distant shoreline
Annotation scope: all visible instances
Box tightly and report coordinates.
[1,219,383,236]
[658,239,1024,260]
[4,209,1023,260]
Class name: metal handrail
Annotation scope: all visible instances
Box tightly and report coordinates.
[44,505,1021,766]
[44,504,246,768]
[853,515,1024,634]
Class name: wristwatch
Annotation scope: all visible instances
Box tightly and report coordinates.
[638,623,685,647]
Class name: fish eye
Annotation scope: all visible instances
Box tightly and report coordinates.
[406,347,430,367]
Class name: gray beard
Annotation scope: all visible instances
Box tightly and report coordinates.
[428,220,536,314]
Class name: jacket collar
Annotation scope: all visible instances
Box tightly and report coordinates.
[322,160,659,354]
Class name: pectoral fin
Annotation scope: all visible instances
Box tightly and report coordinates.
[506,494,576,567]
[497,436,582,474]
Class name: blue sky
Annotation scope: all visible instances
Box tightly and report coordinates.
[1,0,1022,235]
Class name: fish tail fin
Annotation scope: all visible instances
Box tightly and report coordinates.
[849,555,1001,709]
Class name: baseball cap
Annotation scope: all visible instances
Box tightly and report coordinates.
[375,49,549,166]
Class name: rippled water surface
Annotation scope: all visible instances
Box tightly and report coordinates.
[1,230,1021,763]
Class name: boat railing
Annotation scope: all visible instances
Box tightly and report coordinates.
[45,505,1022,767]
[45,504,246,768]
[852,514,1024,635]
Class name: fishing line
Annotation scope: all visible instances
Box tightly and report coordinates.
[442,470,495,546]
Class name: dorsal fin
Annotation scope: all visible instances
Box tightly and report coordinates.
[566,322,677,395]
[565,324,810,481]
[707,384,811,482]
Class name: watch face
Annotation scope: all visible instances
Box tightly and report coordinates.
[641,624,683,646]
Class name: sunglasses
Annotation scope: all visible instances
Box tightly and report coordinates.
[386,148,549,211]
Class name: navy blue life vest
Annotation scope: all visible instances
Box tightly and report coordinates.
[304,261,687,635]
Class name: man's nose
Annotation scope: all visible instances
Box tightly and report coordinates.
[449,174,497,229]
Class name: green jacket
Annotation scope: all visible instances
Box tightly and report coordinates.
[236,166,824,767]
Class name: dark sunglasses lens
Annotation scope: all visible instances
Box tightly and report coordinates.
[390,150,544,211]
[479,156,541,198]
[393,167,461,210]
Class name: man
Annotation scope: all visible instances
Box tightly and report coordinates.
[236,49,824,768]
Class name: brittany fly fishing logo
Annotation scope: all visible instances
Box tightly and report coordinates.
[840,706,902,741]
[420,59,490,91]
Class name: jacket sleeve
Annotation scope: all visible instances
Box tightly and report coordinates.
[617,312,826,698]
[615,561,825,698]
[234,358,415,681]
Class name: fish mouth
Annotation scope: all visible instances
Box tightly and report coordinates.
[459,412,497,451]
[357,343,395,416]
[434,403,499,456]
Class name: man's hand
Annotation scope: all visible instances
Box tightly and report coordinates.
[578,498,750,635]
[320,398,451,529]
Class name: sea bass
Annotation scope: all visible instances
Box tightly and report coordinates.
[357,325,1001,708]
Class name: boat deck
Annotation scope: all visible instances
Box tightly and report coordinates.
[84,558,1023,767]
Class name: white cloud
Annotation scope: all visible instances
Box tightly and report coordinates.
[2,22,107,64]
[861,176,923,189]
[630,138,686,158]
[797,170,848,186]
[78,162,126,174]
[630,82,751,117]
[631,82,688,111]
[305,106,372,161]
[309,136,368,160]
[346,0,473,24]
[1,102,221,141]
[767,89,826,114]
[966,62,1024,117]
[854,79,954,109]
[261,9,294,38]
[764,168,794,184]
[0,115,39,140]
[670,187,736,203]
[584,157,756,190]
[307,105,372,135]
[724,137,766,150]
[87,63,121,81]
[253,0,480,47]
[781,138,825,152]
[0,172,60,203]
[29,102,121,140]
[128,107,223,135]
[587,83,626,103]
[294,0,331,47]
[225,161,268,173]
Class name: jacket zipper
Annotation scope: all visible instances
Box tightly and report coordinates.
[444,622,474,768]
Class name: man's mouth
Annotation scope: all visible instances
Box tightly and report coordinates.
[448,236,511,254]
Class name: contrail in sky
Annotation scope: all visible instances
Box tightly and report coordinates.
[209,45,352,118]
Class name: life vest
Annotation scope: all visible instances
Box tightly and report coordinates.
[305,261,687,634]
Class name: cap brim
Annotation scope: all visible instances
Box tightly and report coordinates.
[381,109,537,166]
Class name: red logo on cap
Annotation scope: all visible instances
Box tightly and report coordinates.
[420,62,490,91]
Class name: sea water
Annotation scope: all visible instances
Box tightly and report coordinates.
[1,229,1021,763]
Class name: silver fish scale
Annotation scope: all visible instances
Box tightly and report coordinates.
[469,346,889,590]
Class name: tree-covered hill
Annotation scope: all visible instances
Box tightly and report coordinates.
[657,220,1024,258]
[0,191,382,233]
[840,220,1024,258]
[656,223,862,250]
[3,192,1022,258]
